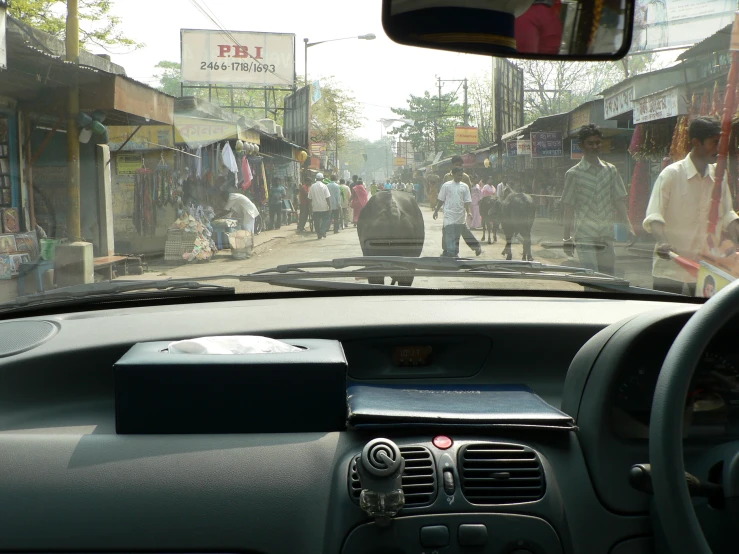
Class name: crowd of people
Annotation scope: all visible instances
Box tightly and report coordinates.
[216,117,739,296]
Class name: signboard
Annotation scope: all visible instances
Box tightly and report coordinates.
[517,140,531,156]
[570,106,590,131]
[310,142,326,157]
[181,29,295,86]
[117,154,142,175]
[633,87,688,123]
[174,115,241,147]
[283,85,310,149]
[604,86,634,119]
[632,0,736,54]
[108,125,174,151]
[454,126,479,145]
[571,139,583,160]
[394,157,407,166]
[506,141,518,156]
[494,58,525,138]
[531,132,563,158]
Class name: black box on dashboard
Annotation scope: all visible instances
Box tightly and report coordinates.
[114,339,348,434]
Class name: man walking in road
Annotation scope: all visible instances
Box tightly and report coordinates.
[434,167,482,257]
[339,179,352,229]
[326,174,343,234]
[308,172,331,239]
[443,155,472,188]
[562,124,632,276]
[643,116,739,295]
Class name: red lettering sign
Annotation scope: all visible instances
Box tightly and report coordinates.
[234,46,249,58]
[254,46,263,59]
[218,45,231,57]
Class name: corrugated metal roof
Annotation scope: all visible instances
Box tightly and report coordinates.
[677,24,731,61]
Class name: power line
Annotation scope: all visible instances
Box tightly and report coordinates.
[187,0,295,87]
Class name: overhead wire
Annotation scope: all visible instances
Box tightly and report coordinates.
[187,0,296,87]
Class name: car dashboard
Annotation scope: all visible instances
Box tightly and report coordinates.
[0,293,731,554]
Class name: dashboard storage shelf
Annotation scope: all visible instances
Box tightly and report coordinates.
[114,338,348,434]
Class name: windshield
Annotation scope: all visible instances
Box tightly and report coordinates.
[0,0,736,307]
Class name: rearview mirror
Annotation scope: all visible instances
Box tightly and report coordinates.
[382,0,634,60]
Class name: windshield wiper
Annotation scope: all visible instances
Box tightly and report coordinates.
[0,279,235,314]
[240,256,679,296]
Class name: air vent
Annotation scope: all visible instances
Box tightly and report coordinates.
[349,445,437,507]
[460,443,545,505]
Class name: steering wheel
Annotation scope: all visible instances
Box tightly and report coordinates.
[650,279,739,553]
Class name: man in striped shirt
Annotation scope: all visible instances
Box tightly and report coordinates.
[562,124,632,275]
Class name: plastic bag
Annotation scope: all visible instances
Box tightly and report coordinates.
[168,336,303,355]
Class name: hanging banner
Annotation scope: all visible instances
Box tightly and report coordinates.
[604,86,635,119]
[531,132,563,158]
[454,126,479,145]
[117,154,142,175]
[311,81,322,104]
[632,0,736,54]
[517,140,532,156]
[506,141,518,156]
[633,86,688,123]
[181,29,295,86]
[394,157,407,166]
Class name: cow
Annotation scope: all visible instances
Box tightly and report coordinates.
[479,196,502,244]
[357,190,425,286]
[500,192,536,261]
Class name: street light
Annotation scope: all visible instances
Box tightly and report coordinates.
[303,34,376,85]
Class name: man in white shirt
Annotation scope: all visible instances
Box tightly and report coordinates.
[433,167,482,257]
[308,172,332,239]
[219,191,259,232]
[644,116,739,295]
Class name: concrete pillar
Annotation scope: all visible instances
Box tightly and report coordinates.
[97,144,114,256]
[54,241,93,288]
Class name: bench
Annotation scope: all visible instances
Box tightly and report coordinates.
[94,255,129,281]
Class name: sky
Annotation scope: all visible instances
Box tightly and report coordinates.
[94,0,499,141]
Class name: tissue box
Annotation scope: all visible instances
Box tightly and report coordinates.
[114,338,348,434]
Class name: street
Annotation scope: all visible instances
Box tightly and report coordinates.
[141,200,656,295]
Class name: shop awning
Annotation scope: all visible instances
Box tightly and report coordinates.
[3,17,174,126]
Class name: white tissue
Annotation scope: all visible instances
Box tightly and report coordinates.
[168,336,302,355]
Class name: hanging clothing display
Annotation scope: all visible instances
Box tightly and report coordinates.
[241,155,253,191]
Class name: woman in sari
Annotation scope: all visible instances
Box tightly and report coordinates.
[481,177,496,198]
[467,181,483,229]
[350,179,370,226]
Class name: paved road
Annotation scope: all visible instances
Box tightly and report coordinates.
[141,200,655,294]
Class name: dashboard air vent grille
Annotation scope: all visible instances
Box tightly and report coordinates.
[349,445,436,507]
[460,443,545,504]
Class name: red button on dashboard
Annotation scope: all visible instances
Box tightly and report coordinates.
[433,435,453,449]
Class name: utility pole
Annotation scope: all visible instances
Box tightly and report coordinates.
[66,0,80,240]
[463,78,469,126]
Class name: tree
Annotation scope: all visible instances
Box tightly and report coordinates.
[309,77,362,163]
[468,75,495,146]
[343,138,395,181]
[389,91,464,157]
[9,0,143,51]
[153,61,183,97]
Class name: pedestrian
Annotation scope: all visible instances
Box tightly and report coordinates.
[308,172,331,239]
[426,172,441,207]
[562,123,633,276]
[468,179,482,229]
[351,179,370,226]
[297,179,311,232]
[339,179,352,229]
[326,174,343,234]
[384,180,393,191]
[434,166,482,257]
[370,181,378,195]
[443,155,473,188]
[268,178,286,230]
[643,116,739,295]
[217,190,260,250]
[481,177,496,198]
